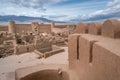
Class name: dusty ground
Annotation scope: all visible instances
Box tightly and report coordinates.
[0,47,68,80]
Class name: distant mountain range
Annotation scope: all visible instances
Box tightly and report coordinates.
[0,15,66,23]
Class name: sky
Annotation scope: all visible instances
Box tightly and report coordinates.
[0,0,120,22]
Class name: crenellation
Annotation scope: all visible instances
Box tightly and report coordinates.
[76,22,88,34]
[88,22,102,35]
[68,34,120,80]
[102,19,120,38]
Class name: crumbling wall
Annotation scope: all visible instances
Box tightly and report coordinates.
[52,27,67,33]
[16,44,35,54]
[16,45,28,54]
[7,21,52,34]
[27,44,35,52]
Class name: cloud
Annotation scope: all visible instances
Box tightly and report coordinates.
[42,15,68,19]
[70,0,120,22]
[41,14,71,21]
[0,0,119,23]
[0,0,67,12]
[8,0,67,11]
[107,0,120,7]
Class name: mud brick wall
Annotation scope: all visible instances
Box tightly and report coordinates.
[76,22,88,34]
[88,22,101,35]
[68,34,120,80]
[102,19,120,38]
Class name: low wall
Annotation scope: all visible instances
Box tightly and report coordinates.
[16,44,35,54]
[15,64,69,80]
[34,46,64,58]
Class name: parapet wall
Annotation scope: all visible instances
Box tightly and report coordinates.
[76,19,120,38]
[68,33,120,80]
[76,22,88,34]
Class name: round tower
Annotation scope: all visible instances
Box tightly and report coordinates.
[8,20,15,34]
[51,22,55,28]
[51,22,55,32]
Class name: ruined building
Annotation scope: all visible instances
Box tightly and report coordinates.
[0,21,76,34]
[15,19,120,80]
[69,19,120,80]
[8,21,51,34]
[0,21,75,56]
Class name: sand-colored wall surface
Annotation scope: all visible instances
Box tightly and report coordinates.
[88,22,101,35]
[15,24,32,33]
[102,19,120,38]
[0,26,8,31]
[76,22,88,34]
[68,34,120,80]
[15,64,69,80]
[38,24,51,33]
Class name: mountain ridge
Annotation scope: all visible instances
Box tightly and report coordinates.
[0,15,67,23]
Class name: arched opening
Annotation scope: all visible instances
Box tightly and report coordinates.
[20,69,69,80]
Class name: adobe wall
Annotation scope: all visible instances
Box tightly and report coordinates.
[2,21,76,34]
[68,34,81,69]
[68,34,120,80]
[75,19,120,38]
[8,21,15,33]
[51,22,76,33]
[76,22,88,34]
[92,41,120,80]
[38,24,51,33]
[0,25,8,31]
[15,24,32,34]
[7,21,52,34]
[52,24,67,33]
[35,41,52,50]
[52,27,67,33]
[16,44,35,54]
[88,22,101,35]
[102,19,120,38]
[15,64,69,80]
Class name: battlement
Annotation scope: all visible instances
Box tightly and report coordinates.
[76,19,120,39]
[69,19,120,80]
